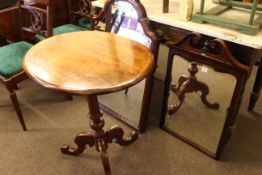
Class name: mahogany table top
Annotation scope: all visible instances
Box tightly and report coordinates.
[23,31,154,95]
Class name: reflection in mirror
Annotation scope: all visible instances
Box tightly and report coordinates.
[164,56,236,155]
[99,80,145,127]
[106,1,152,48]
[98,0,157,132]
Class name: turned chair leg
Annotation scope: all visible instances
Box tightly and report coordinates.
[9,89,27,131]
[13,84,18,90]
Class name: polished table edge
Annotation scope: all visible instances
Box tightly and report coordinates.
[22,31,155,96]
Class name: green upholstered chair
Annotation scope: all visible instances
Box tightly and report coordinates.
[0,40,33,131]
[31,0,94,41]
[0,0,56,131]
[0,0,41,130]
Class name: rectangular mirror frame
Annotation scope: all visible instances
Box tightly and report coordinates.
[160,33,250,159]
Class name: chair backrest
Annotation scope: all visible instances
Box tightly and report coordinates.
[19,0,95,40]
[67,0,93,25]
[99,0,158,56]
[18,0,53,39]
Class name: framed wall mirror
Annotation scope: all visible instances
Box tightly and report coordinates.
[160,33,249,159]
[164,56,236,156]
[94,0,158,133]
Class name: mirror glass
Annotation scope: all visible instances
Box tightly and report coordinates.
[98,1,152,130]
[108,1,152,48]
[164,55,236,155]
[99,80,145,127]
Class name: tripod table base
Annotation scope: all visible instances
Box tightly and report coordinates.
[60,95,138,175]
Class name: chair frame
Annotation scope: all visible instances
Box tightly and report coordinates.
[67,0,93,25]
[26,0,96,40]
[0,0,55,130]
[0,71,28,130]
[88,0,159,133]
[19,0,54,39]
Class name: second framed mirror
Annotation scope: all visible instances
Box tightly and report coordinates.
[160,33,249,159]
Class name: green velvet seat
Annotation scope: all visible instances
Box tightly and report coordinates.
[0,41,32,77]
[35,24,87,41]
[1,0,75,131]
[0,40,33,131]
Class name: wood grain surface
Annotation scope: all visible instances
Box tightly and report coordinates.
[23,31,154,95]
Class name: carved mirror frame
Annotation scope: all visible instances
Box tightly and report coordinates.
[160,33,249,159]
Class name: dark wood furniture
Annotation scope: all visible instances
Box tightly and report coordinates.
[32,0,95,41]
[0,1,52,131]
[0,1,73,131]
[0,41,30,131]
[86,0,159,133]
[0,1,45,131]
[23,31,154,175]
[18,0,54,41]
[0,3,20,42]
[159,32,250,159]
[248,60,262,111]
[0,0,68,42]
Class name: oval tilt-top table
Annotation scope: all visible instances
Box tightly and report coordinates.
[23,31,154,175]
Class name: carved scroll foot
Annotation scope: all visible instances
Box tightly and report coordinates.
[106,126,138,146]
[168,61,219,115]
[168,79,187,115]
[168,102,183,115]
[61,95,137,175]
[61,131,95,156]
[197,81,220,110]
